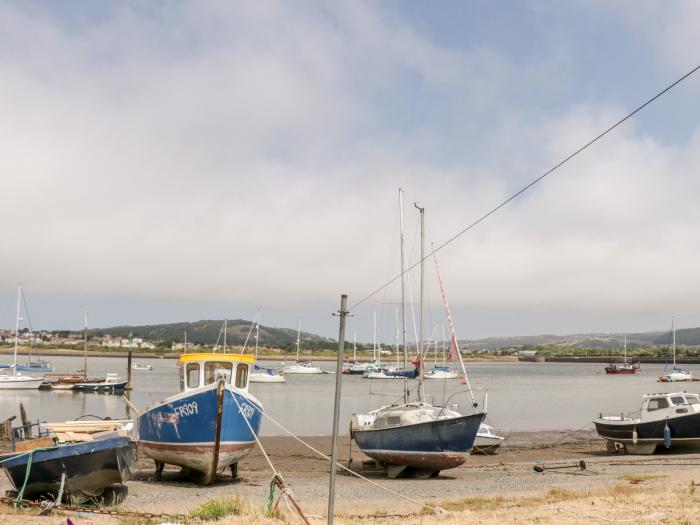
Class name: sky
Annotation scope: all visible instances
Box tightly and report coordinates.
[1,1,699,343]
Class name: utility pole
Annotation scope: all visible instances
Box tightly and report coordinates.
[328,294,348,525]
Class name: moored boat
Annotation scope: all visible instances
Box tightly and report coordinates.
[605,335,639,375]
[658,320,696,382]
[281,322,323,374]
[74,373,128,392]
[473,424,504,454]
[137,352,263,484]
[0,285,43,390]
[595,391,700,454]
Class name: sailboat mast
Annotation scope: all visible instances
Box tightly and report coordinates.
[223,319,228,354]
[255,321,260,360]
[13,284,21,375]
[352,330,356,362]
[399,188,407,402]
[414,202,425,400]
[184,331,187,353]
[624,334,627,363]
[372,311,377,364]
[672,318,676,369]
[296,321,301,362]
[395,307,400,368]
[83,311,88,377]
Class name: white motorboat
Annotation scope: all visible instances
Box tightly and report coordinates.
[131,364,153,371]
[595,392,700,454]
[281,322,323,374]
[473,424,504,454]
[0,285,43,390]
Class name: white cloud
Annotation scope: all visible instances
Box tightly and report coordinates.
[0,1,699,338]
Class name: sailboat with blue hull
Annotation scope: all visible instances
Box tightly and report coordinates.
[137,353,263,485]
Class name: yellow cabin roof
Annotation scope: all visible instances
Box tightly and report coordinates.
[177,353,255,366]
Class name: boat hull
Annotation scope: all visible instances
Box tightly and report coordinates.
[74,381,129,392]
[595,411,700,453]
[0,436,134,504]
[0,377,43,389]
[604,367,637,375]
[137,383,263,481]
[353,412,485,471]
[249,373,285,383]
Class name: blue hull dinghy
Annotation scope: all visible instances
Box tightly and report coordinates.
[137,353,263,485]
[0,436,134,505]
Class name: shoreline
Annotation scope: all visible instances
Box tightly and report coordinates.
[3,430,700,523]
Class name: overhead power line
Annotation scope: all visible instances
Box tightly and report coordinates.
[349,64,700,311]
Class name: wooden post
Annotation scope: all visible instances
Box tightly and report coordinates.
[208,378,225,485]
[19,403,31,438]
[127,350,132,389]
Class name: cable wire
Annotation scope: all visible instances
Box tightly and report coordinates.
[349,64,700,311]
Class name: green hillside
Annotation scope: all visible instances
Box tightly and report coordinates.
[90,319,332,349]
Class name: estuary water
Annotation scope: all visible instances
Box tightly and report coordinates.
[1,355,699,436]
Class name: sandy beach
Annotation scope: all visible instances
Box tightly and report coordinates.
[1,430,700,523]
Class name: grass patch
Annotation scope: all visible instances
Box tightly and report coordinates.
[621,473,668,484]
[190,497,243,520]
[439,495,506,512]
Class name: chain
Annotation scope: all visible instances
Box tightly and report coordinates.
[0,496,190,520]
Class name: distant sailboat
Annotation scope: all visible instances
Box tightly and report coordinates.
[604,335,639,375]
[282,322,323,374]
[0,285,44,390]
[659,320,696,382]
[249,316,285,383]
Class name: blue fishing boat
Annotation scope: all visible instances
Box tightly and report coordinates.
[74,373,128,392]
[137,353,263,484]
[14,359,54,372]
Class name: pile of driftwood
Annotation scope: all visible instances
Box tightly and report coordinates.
[43,420,133,443]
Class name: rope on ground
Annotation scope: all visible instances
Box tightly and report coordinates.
[229,389,311,525]
[259,408,443,516]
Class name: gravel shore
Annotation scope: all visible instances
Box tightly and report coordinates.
[2,430,700,523]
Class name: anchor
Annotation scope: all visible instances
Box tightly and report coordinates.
[533,460,586,473]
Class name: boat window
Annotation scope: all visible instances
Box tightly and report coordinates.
[671,395,687,405]
[376,417,386,428]
[386,416,401,426]
[205,361,233,384]
[186,363,200,388]
[235,364,248,388]
[687,396,700,405]
[647,398,669,411]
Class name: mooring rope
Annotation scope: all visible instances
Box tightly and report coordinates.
[258,408,443,515]
[229,389,311,525]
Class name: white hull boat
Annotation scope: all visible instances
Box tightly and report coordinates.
[424,367,460,380]
[0,286,43,390]
[282,363,323,374]
[473,424,504,454]
[0,374,43,390]
[249,372,286,383]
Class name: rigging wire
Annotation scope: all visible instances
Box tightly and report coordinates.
[348,64,700,312]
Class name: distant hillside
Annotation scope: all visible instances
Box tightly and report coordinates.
[90,319,332,349]
[461,327,700,350]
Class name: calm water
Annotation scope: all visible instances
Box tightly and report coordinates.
[1,356,698,436]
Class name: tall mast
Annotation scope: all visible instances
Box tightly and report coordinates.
[414,202,425,400]
[255,321,260,360]
[394,307,400,368]
[184,331,187,353]
[296,320,301,362]
[623,334,627,363]
[13,284,21,376]
[223,319,228,354]
[399,188,407,402]
[672,318,676,369]
[352,330,356,362]
[83,311,88,377]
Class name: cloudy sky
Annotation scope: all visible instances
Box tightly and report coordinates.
[1,1,699,342]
